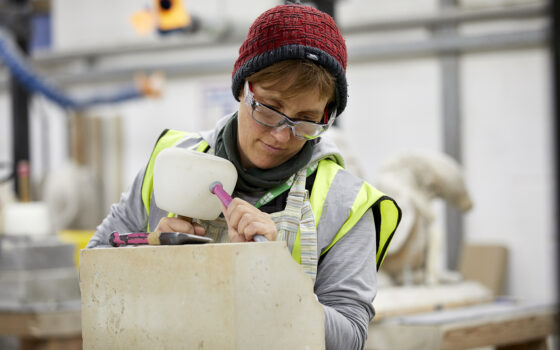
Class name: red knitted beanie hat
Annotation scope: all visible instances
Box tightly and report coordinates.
[232,4,348,116]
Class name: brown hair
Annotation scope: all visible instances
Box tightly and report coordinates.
[245,60,336,103]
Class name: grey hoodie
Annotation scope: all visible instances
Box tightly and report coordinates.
[88,114,377,350]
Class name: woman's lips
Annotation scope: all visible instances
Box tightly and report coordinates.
[260,140,283,153]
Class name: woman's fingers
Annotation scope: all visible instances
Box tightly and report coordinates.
[225,198,276,242]
[226,198,246,227]
[243,221,275,241]
[237,212,252,235]
[153,199,275,242]
[229,230,248,242]
[176,215,206,236]
[192,223,206,236]
[153,216,206,236]
[220,203,244,242]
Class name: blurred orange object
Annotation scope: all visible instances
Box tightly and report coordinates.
[130,9,156,36]
[154,0,191,32]
[135,71,166,98]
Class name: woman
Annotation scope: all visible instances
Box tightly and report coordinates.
[87,3,400,349]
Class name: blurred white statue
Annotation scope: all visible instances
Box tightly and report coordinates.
[43,162,102,232]
[374,151,473,286]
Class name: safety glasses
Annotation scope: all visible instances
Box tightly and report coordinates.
[243,81,335,140]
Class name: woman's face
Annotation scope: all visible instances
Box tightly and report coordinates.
[237,81,329,169]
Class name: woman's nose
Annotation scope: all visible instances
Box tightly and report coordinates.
[269,125,292,143]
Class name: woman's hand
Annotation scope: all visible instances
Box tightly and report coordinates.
[153,215,206,236]
[221,198,277,242]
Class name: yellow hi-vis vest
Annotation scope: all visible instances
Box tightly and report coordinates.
[141,129,401,270]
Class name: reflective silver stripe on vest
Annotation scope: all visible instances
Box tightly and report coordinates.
[316,168,365,255]
[148,136,205,231]
[176,136,205,150]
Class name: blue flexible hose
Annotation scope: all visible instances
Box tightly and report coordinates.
[0,28,143,110]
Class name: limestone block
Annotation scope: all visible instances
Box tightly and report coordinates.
[80,242,324,350]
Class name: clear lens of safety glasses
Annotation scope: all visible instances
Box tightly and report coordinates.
[244,81,335,140]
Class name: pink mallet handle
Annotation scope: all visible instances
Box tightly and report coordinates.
[209,182,232,207]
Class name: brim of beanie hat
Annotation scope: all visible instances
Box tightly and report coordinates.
[231,44,348,117]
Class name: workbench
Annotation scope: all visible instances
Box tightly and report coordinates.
[0,308,82,350]
[0,235,83,349]
[366,300,558,350]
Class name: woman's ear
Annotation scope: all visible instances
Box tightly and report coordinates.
[325,101,336,123]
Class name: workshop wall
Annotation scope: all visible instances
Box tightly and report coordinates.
[461,47,555,302]
[0,0,555,305]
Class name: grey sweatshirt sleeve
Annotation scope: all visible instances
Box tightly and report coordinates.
[315,208,376,350]
[86,167,149,248]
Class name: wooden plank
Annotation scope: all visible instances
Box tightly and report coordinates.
[373,281,492,320]
[496,338,548,350]
[459,244,508,296]
[442,311,558,350]
[367,303,558,350]
[0,310,82,337]
[20,335,82,350]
